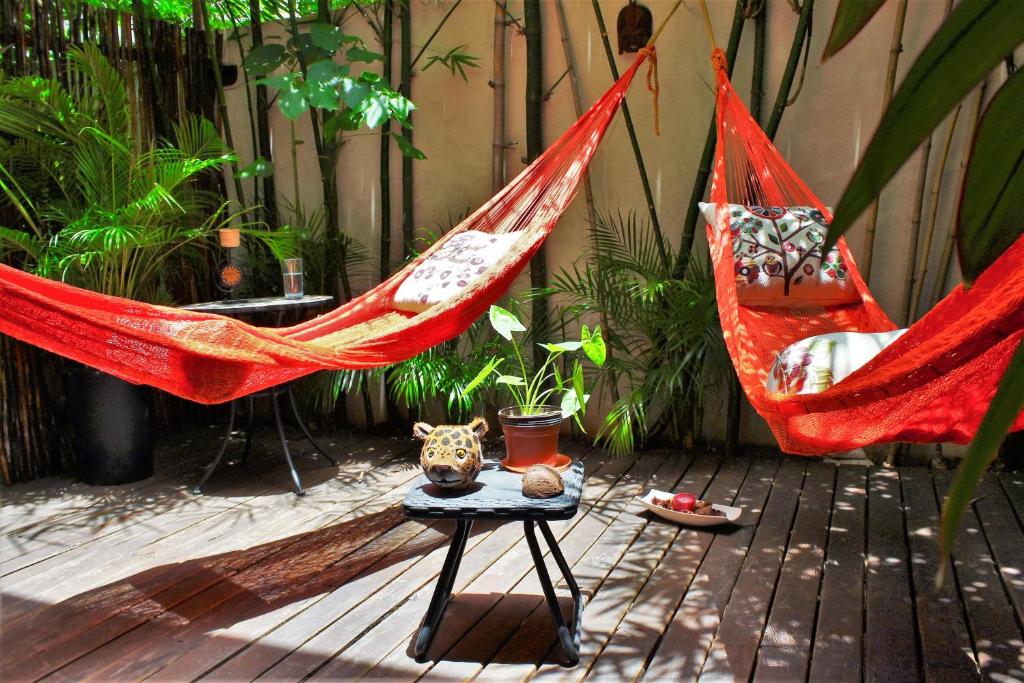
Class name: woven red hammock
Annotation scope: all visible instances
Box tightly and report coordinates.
[0,57,648,405]
[706,49,1024,454]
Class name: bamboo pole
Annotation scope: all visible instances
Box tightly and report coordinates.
[591,0,670,273]
[379,0,394,282]
[764,0,814,140]
[525,0,550,357]
[225,2,261,210]
[749,0,766,124]
[249,0,278,228]
[931,80,988,308]
[400,0,413,256]
[859,0,909,284]
[673,0,746,279]
[491,0,507,193]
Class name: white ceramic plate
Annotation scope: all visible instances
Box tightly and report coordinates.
[635,489,742,527]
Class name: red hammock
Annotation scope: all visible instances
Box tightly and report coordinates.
[0,57,648,405]
[706,49,1024,454]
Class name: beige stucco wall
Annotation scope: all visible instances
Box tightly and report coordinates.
[221,0,999,450]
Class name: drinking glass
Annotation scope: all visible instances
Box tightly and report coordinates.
[282,258,304,299]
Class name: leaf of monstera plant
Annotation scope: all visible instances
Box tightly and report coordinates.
[489,305,526,341]
[822,0,889,60]
[823,0,1024,253]
[956,68,1024,285]
[243,44,286,75]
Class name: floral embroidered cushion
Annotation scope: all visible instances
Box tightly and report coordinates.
[700,203,861,307]
[766,329,908,396]
[394,231,522,313]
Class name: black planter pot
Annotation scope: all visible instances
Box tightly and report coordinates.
[69,366,154,485]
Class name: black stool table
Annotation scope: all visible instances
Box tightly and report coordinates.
[403,459,585,666]
[181,295,334,496]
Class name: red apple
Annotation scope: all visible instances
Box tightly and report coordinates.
[671,492,696,513]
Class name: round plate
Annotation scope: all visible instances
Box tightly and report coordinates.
[635,489,742,527]
[500,453,573,474]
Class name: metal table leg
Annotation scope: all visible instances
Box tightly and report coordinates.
[272,388,306,496]
[193,400,237,494]
[525,520,582,666]
[288,386,337,465]
[414,519,473,662]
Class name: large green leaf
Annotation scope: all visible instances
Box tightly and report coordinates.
[243,44,286,75]
[823,0,889,60]
[237,156,274,178]
[956,69,1024,285]
[824,0,1024,253]
[389,133,426,160]
[941,343,1024,567]
[489,305,525,341]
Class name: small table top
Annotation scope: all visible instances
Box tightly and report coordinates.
[180,295,334,316]
[403,459,584,521]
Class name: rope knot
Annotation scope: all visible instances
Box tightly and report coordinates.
[639,45,660,136]
[711,47,728,73]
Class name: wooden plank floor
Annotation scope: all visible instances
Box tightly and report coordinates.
[3,429,1024,682]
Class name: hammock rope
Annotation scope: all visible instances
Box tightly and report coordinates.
[0,54,654,405]
[706,53,1024,454]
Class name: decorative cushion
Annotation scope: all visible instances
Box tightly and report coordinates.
[393,230,521,313]
[766,329,908,396]
[700,203,860,307]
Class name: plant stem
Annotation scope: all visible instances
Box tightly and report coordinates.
[673,0,746,279]
[591,0,669,273]
[492,0,507,193]
[764,0,814,140]
[400,0,413,256]
[525,0,549,363]
[225,1,261,210]
[379,0,393,282]
[859,0,908,284]
[249,0,278,228]
[196,0,245,207]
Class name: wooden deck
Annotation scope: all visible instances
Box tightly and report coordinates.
[2,428,1024,682]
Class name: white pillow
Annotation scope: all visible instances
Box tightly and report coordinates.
[393,230,521,313]
[766,329,908,396]
[700,202,860,307]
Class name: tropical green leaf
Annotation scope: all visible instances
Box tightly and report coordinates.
[237,156,274,178]
[561,388,587,419]
[278,84,308,120]
[309,23,345,53]
[940,343,1024,573]
[390,132,426,160]
[823,0,889,60]
[462,356,502,397]
[541,341,582,353]
[581,324,607,367]
[496,374,526,387]
[825,0,1024,252]
[340,78,370,109]
[489,305,526,340]
[361,94,387,129]
[244,43,287,75]
[347,46,385,64]
[956,68,1024,285]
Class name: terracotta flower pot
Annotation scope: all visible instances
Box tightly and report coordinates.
[219,228,241,248]
[498,405,562,470]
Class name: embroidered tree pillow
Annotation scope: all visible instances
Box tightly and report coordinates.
[699,203,860,307]
[765,329,907,396]
[393,231,522,313]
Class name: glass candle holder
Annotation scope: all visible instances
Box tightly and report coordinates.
[281,258,304,299]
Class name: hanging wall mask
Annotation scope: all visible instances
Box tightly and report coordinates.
[617,1,653,54]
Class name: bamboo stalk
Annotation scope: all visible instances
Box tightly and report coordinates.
[249,0,278,228]
[749,0,766,124]
[764,0,814,139]
[591,0,670,273]
[225,2,261,209]
[379,0,394,282]
[196,0,245,205]
[491,0,507,193]
[859,0,908,284]
[525,0,549,358]
[931,80,988,308]
[673,0,746,279]
[400,0,413,256]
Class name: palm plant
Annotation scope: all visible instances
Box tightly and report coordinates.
[546,210,730,454]
[0,44,278,304]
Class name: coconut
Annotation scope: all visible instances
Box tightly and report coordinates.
[522,464,565,498]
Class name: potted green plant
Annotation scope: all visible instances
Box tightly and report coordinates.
[462,306,606,471]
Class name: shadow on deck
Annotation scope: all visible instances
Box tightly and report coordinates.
[2,428,1023,681]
